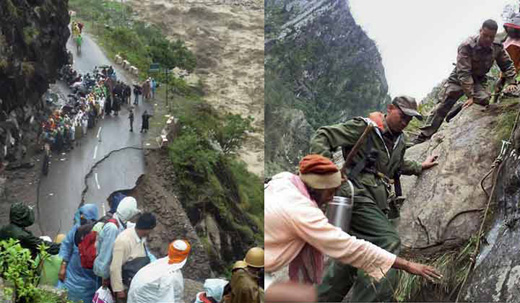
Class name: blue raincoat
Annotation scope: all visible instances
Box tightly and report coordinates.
[58,204,100,303]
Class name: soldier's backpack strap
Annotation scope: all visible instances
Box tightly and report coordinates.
[341,121,375,180]
[346,136,377,180]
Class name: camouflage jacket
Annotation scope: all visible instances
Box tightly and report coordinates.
[230,269,262,303]
[448,35,516,98]
[309,113,423,211]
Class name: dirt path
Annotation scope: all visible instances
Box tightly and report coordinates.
[128,0,264,176]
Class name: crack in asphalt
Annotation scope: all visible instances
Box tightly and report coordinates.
[80,146,144,205]
[35,146,144,236]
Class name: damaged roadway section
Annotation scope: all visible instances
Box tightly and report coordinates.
[36,30,153,237]
[108,148,214,282]
[82,147,145,212]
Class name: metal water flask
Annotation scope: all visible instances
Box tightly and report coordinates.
[326,180,354,232]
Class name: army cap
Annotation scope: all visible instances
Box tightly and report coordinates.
[392,96,423,120]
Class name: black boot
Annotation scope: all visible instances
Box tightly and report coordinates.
[446,103,463,123]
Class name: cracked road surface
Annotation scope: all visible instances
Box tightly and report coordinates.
[37,33,153,236]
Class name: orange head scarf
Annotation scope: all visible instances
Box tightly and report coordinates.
[299,154,339,175]
[168,239,191,264]
[298,154,341,189]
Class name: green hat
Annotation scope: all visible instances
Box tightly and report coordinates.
[392,96,423,120]
[10,203,35,227]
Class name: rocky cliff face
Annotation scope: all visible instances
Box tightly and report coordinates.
[265,0,390,175]
[461,122,520,301]
[399,105,501,248]
[0,0,70,163]
[396,99,520,301]
[0,0,69,112]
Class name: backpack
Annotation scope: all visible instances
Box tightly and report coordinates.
[76,217,119,269]
[121,243,150,287]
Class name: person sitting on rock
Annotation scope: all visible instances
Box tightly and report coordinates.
[414,19,518,144]
[0,202,60,258]
[127,239,191,303]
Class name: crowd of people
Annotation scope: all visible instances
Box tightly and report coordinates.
[39,64,157,155]
[0,196,264,303]
[39,65,111,153]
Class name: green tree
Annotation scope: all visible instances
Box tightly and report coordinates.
[215,114,254,154]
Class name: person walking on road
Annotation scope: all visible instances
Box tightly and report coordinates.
[110,213,157,303]
[133,84,141,106]
[142,79,151,101]
[140,110,152,133]
[57,204,100,303]
[129,107,134,132]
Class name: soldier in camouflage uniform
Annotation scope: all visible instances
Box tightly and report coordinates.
[415,19,518,144]
[310,96,438,302]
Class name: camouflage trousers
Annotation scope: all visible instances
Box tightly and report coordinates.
[317,202,401,302]
[419,81,490,138]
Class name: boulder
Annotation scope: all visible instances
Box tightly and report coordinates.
[122,60,131,70]
[398,105,502,248]
[114,54,123,65]
[462,132,520,302]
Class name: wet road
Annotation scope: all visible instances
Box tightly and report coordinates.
[37,33,152,236]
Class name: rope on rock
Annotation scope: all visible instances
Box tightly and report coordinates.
[455,106,520,302]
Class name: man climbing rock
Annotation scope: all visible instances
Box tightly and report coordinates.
[265,154,441,302]
[414,19,518,144]
[310,96,438,302]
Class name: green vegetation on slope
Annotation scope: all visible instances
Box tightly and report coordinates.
[265,3,390,130]
[265,2,391,174]
[395,236,477,302]
[168,94,263,271]
[69,0,196,79]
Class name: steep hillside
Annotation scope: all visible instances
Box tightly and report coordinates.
[265,0,390,175]
[128,0,265,176]
[395,98,520,301]
[0,0,70,164]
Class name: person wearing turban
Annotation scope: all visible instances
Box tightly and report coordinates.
[127,240,191,303]
[265,154,441,301]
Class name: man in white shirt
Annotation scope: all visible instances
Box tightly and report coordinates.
[127,239,191,303]
[110,213,156,303]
